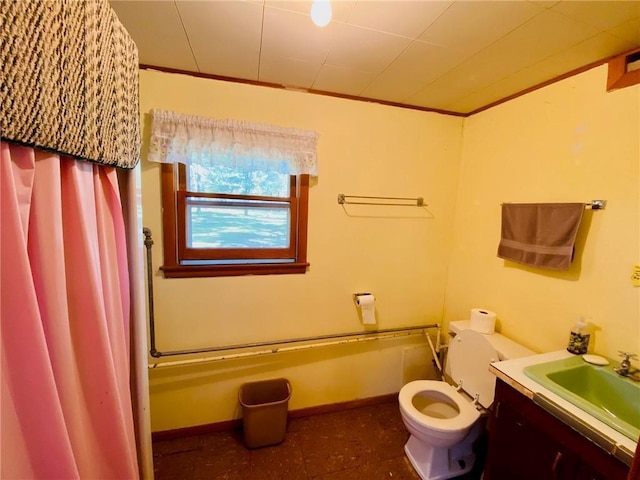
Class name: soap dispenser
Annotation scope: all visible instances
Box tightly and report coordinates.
[567,317,590,354]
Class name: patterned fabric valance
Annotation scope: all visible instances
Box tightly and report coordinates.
[148,109,319,176]
[0,0,140,169]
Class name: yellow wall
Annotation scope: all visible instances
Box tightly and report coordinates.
[139,70,463,431]
[140,65,639,432]
[444,65,640,359]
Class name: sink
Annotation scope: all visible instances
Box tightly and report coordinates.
[524,355,640,441]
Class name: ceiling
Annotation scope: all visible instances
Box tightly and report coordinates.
[109,0,640,115]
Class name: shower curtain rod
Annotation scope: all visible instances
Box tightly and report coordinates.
[142,228,437,368]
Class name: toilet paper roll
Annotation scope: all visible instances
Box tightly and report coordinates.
[356,294,376,325]
[470,308,497,334]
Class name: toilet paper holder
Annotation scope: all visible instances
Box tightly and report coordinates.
[352,292,372,300]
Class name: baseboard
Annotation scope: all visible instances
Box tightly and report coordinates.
[288,392,398,419]
[151,392,399,442]
[152,418,244,441]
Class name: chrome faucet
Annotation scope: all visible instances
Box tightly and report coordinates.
[614,351,638,378]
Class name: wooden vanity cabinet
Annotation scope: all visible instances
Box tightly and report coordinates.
[484,379,630,480]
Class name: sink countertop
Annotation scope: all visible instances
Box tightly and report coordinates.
[489,350,638,456]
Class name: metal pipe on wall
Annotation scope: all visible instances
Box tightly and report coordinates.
[148,326,435,368]
[142,227,157,356]
[142,227,437,368]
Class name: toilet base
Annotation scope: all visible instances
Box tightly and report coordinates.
[404,434,475,480]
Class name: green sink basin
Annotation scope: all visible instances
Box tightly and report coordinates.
[524,355,640,441]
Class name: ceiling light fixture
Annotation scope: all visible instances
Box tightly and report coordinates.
[310,0,332,27]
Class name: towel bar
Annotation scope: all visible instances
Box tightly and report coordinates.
[338,193,426,207]
[501,200,606,210]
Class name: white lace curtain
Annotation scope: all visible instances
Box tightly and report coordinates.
[147,109,319,176]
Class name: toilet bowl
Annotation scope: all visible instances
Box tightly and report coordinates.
[399,381,480,448]
[398,322,534,480]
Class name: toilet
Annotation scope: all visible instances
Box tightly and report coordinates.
[399,320,534,480]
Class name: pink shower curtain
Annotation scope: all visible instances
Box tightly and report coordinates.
[1,141,139,479]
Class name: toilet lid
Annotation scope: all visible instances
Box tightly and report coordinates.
[448,329,499,408]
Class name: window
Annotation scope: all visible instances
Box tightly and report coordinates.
[149,109,318,278]
[160,163,309,277]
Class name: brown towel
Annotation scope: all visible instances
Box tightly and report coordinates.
[497,203,585,270]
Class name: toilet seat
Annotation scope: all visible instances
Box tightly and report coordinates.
[399,380,480,433]
[448,329,499,408]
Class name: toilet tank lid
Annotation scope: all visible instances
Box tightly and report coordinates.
[449,320,535,360]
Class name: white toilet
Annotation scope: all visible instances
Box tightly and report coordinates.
[399,320,534,480]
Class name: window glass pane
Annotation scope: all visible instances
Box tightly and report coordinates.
[187,164,289,197]
[187,203,290,248]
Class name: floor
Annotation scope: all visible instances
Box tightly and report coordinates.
[153,400,485,480]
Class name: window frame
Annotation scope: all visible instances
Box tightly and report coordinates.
[160,163,309,278]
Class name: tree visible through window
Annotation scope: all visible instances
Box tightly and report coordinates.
[186,163,291,249]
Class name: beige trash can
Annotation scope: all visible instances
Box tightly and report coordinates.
[239,378,291,448]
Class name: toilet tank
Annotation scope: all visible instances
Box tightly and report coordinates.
[444,320,535,379]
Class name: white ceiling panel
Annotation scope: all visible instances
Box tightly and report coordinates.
[360,70,429,104]
[404,82,469,111]
[609,17,640,45]
[109,1,197,71]
[262,6,336,63]
[259,56,321,88]
[177,1,263,78]
[266,0,356,23]
[423,8,603,97]
[361,40,467,102]
[418,1,544,53]
[550,0,640,30]
[346,1,453,38]
[479,9,602,74]
[109,0,640,115]
[324,23,413,73]
[446,31,637,113]
[312,64,376,96]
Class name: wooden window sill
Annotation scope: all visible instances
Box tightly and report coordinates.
[161,262,310,278]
